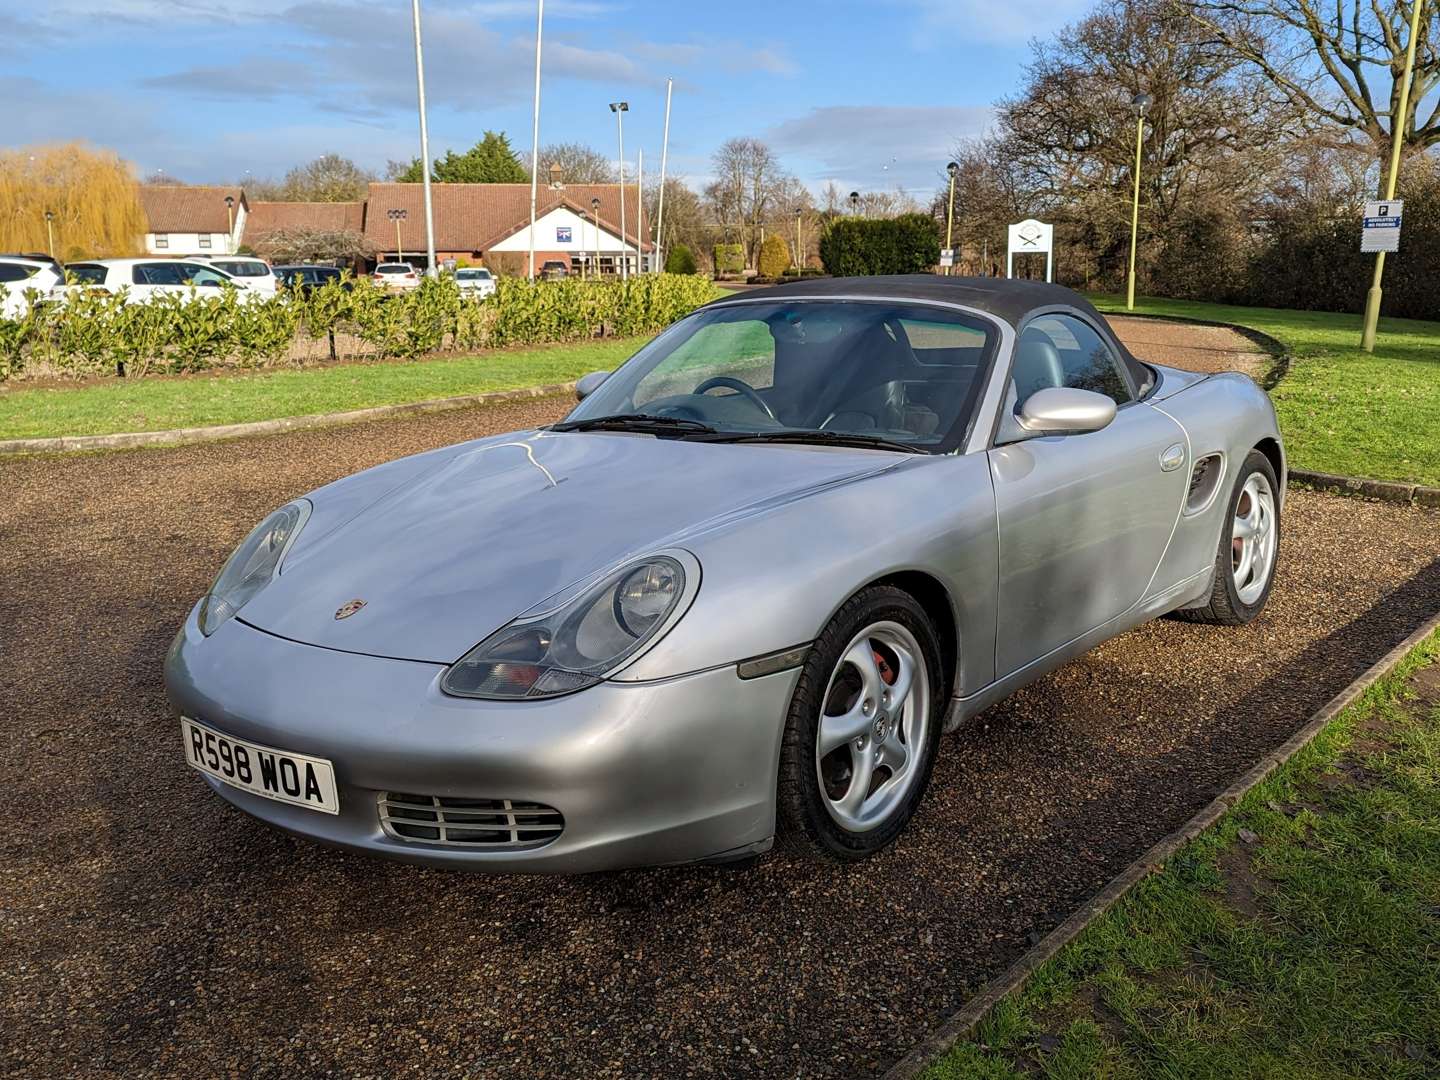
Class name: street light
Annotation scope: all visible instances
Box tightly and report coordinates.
[410,0,438,277]
[224,195,236,254]
[1360,0,1426,351]
[43,210,55,259]
[388,208,408,263]
[1126,92,1153,311]
[794,206,804,270]
[849,191,861,216]
[945,161,959,276]
[591,196,601,278]
[609,102,629,280]
[527,0,545,282]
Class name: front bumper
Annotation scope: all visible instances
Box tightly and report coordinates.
[163,608,797,873]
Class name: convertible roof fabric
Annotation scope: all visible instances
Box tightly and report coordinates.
[712,275,1105,329]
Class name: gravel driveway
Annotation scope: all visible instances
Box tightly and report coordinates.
[3,319,1436,1079]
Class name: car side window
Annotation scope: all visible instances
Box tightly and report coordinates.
[134,263,184,285]
[632,319,777,408]
[1012,315,1133,406]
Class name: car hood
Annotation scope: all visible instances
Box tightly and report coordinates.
[238,430,899,663]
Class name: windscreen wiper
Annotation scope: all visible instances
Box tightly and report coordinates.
[549,413,718,435]
[696,429,926,454]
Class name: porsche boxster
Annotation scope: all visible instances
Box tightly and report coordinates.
[165,276,1284,872]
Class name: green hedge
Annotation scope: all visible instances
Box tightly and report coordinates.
[818,213,941,277]
[0,273,722,381]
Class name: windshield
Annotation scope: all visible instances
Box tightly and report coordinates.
[565,299,999,453]
[377,264,411,274]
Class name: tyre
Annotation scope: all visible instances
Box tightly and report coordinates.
[1175,449,1280,626]
[777,585,945,861]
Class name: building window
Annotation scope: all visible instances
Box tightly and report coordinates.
[199,235,212,249]
[155,234,169,249]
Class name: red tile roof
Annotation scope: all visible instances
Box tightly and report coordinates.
[246,201,367,241]
[362,182,652,253]
[139,186,246,233]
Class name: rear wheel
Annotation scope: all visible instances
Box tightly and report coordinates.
[1176,449,1280,625]
[777,586,944,861]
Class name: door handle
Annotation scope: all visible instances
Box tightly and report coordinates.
[1160,444,1186,472]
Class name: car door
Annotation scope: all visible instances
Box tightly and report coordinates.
[988,312,1187,677]
[131,261,187,302]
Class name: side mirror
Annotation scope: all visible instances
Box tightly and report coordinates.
[575,370,610,401]
[1017,387,1117,436]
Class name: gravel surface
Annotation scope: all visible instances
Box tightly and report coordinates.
[2,321,1437,1079]
[1108,315,1269,379]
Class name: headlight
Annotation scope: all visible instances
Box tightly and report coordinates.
[442,554,693,700]
[198,500,311,636]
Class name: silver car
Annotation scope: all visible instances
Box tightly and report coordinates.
[165,277,1284,872]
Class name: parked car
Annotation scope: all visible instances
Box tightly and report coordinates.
[0,257,64,318]
[453,267,496,298]
[372,262,421,291]
[193,256,278,298]
[274,265,352,294]
[166,277,1285,873]
[540,260,569,280]
[51,259,255,304]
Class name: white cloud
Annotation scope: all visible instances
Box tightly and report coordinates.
[769,105,993,192]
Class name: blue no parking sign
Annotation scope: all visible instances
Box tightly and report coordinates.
[1361,200,1403,253]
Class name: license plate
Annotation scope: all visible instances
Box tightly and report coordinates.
[181,718,339,815]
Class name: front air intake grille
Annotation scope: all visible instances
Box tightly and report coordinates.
[379,793,564,849]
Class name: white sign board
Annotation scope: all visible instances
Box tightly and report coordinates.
[1361,200,1403,254]
[939,248,955,268]
[1006,219,1054,282]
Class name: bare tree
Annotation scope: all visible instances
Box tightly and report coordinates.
[539,142,616,184]
[1183,0,1440,177]
[705,137,795,266]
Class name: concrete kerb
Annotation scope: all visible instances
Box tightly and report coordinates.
[0,382,579,456]
[881,607,1440,1080]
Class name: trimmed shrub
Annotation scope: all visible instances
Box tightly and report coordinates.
[757,234,791,278]
[664,243,698,275]
[0,273,723,382]
[819,214,941,277]
[713,243,745,275]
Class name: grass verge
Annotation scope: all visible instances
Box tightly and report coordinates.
[1092,295,1440,488]
[0,337,645,440]
[923,628,1440,1080]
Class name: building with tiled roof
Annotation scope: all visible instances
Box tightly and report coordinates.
[138,186,246,256]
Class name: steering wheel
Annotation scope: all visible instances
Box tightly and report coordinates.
[693,376,777,421]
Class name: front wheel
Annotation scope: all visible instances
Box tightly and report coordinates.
[1176,449,1280,626]
[776,586,944,861]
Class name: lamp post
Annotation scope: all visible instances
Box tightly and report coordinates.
[1126,92,1152,311]
[850,191,861,216]
[794,206,804,269]
[389,208,408,263]
[224,195,235,254]
[655,77,673,274]
[945,161,959,276]
[591,196,601,277]
[609,102,629,280]
[527,0,544,282]
[410,0,438,277]
[44,210,56,259]
[1360,0,1425,352]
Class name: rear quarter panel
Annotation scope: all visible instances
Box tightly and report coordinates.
[1144,370,1286,604]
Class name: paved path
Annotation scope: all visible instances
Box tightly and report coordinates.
[1109,314,1270,379]
[2,320,1436,1079]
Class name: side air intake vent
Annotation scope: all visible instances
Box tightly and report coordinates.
[1186,454,1224,515]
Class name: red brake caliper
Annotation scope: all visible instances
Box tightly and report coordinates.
[873,649,897,685]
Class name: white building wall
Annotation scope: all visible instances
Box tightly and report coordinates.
[144,207,244,257]
[489,206,638,256]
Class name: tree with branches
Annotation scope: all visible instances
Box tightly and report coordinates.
[0,143,146,259]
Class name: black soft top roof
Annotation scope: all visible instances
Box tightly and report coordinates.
[712,275,1109,328]
[707,274,1154,397]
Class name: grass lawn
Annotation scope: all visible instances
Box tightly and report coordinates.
[924,629,1440,1080]
[1092,295,1440,488]
[0,337,646,440]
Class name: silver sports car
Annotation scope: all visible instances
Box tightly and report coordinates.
[165,277,1284,872]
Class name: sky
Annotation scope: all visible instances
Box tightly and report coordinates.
[2,0,1094,198]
